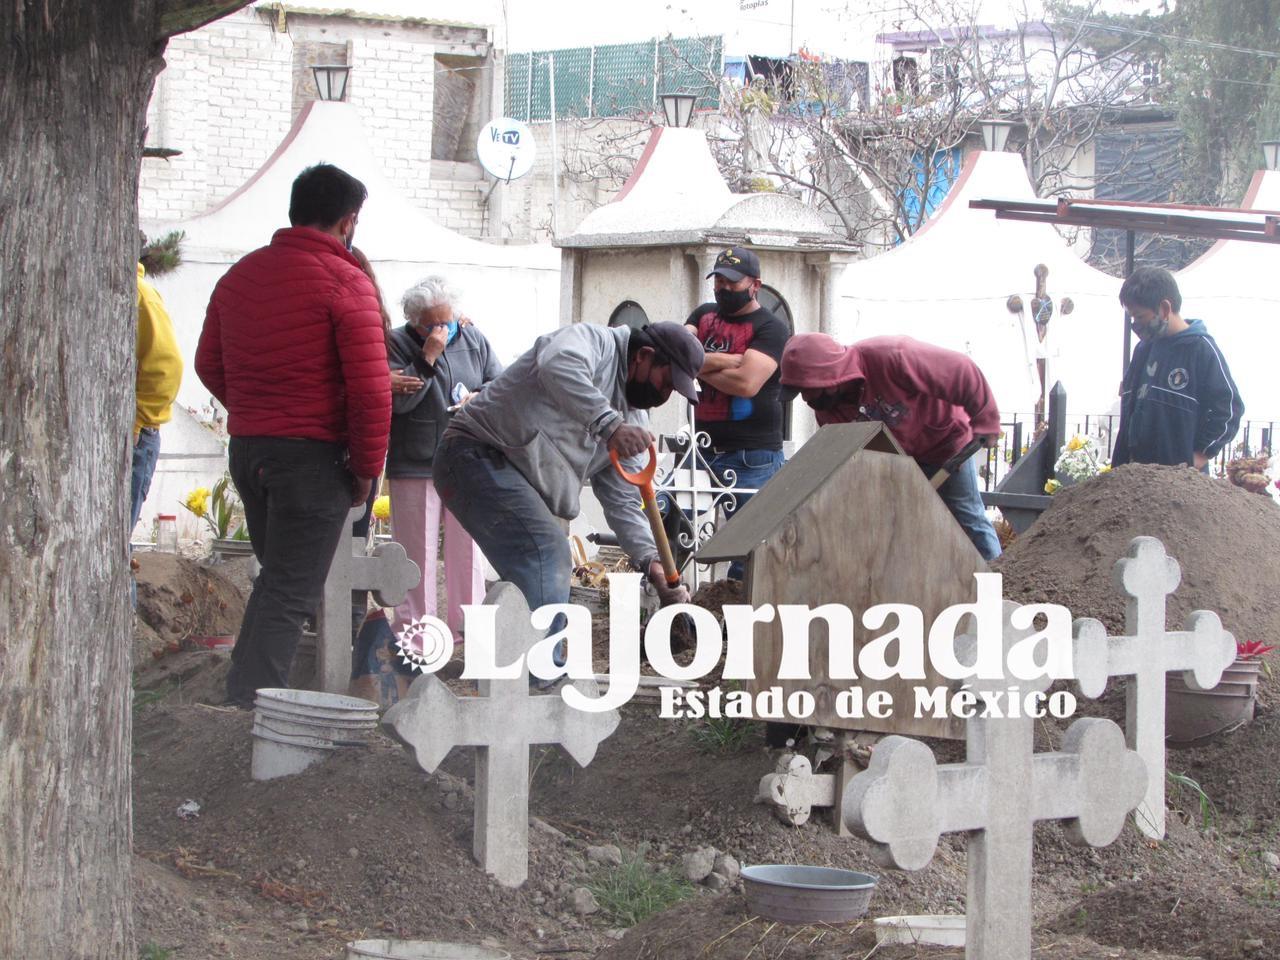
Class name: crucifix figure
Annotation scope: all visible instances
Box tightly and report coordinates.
[382,582,621,887]
[316,504,421,694]
[845,600,1147,960]
[1072,536,1236,839]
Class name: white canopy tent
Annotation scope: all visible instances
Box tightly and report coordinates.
[1175,170,1280,421]
[144,100,561,415]
[834,150,1124,418]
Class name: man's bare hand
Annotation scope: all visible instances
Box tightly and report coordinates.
[607,423,655,459]
[391,370,424,394]
[1193,451,1208,470]
[352,475,373,507]
[648,560,690,606]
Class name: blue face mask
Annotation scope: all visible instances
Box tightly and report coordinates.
[446,320,459,344]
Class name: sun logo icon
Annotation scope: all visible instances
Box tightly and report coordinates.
[394,616,454,673]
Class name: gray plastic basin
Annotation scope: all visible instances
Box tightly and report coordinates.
[740,864,878,924]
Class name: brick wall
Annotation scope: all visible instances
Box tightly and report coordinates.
[142,8,293,222]
[139,8,492,237]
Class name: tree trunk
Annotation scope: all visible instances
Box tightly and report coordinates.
[0,7,160,956]
[0,1,243,955]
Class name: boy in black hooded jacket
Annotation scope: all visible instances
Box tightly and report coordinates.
[1112,267,1243,470]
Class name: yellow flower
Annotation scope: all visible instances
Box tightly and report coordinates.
[184,487,210,516]
[1100,464,1112,473]
[372,495,391,521]
[1066,436,1086,452]
[1044,479,1062,495]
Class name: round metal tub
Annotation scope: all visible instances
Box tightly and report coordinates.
[740,864,878,923]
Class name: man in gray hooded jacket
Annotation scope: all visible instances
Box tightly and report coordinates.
[434,322,703,629]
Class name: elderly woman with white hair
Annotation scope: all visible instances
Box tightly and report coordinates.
[386,275,502,644]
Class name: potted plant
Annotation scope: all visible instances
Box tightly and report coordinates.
[1165,639,1273,746]
[182,476,251,561]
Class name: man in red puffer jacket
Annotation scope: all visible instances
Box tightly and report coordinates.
[196,163,391,707]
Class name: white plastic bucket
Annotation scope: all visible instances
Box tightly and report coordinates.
[345,941,512,960]
[251,727,335,780]
[874,915,966,947]
[250,689,378,780]
[254,688,379,717]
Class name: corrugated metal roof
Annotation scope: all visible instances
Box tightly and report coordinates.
[254,2,485,30]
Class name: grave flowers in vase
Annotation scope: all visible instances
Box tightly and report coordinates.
[182,475,250,558]
[1045,434,1110,494]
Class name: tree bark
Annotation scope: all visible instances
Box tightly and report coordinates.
[0,2,244,956]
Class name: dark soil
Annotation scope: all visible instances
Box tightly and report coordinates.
[995,463,1280,650]
[129,491,1280,960]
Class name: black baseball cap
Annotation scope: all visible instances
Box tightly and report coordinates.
[706,246,761,282]
[641,322,704,404]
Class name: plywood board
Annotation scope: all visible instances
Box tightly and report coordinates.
[746,450,985,739]
[698,422,904,562]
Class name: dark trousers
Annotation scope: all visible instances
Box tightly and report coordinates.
[226,436,353,704]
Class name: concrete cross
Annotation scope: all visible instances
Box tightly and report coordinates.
[316,504,420,694]
[1072,536,1236,839]
[381,582,621,887]
[758,754,835,827]
[845,600,1147,960]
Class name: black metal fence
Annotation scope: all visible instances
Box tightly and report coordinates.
[976,413,1276,492]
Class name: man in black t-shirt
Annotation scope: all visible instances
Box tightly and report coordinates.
[685,246,790,578]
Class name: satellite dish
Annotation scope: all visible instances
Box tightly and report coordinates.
[476,118,536,183]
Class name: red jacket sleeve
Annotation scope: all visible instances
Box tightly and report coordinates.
[332,272,391,478]
[889,341,1002,436]
[194,293,227,407]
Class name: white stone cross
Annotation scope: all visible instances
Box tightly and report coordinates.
[758,754,835,827]
[317,504,420,694]
[845,601,1147,960]
[1072,536,1236,839]
[381,582,621,887]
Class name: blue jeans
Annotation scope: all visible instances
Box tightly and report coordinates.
[130,427,161,606]
[434,436,570,655]
[130,428,161,533]
[917,455,1002,562]
[706,448,786,580]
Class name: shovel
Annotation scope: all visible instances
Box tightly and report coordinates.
[610,446,681,587]
[930,437,987,490]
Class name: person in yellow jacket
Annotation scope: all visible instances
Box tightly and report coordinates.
[132,262,183,537]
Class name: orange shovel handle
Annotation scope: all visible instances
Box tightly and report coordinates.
[610,446,681,587]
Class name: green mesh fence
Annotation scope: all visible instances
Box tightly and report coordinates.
[505,35,722,121]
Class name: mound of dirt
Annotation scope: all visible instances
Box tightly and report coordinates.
[996,463,1280,648]
[134,552,247,660]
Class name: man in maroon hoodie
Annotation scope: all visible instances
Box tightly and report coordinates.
[781,333,1003,560]
[196,163,392,706]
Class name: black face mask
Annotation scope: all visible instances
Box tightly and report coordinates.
[714,286,754,315]
[626,378,667,409]
[807,392,842,411]
[807,382,862,411]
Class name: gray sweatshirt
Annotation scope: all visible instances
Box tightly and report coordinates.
[444,323,658,570]
[386,323,502,478]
